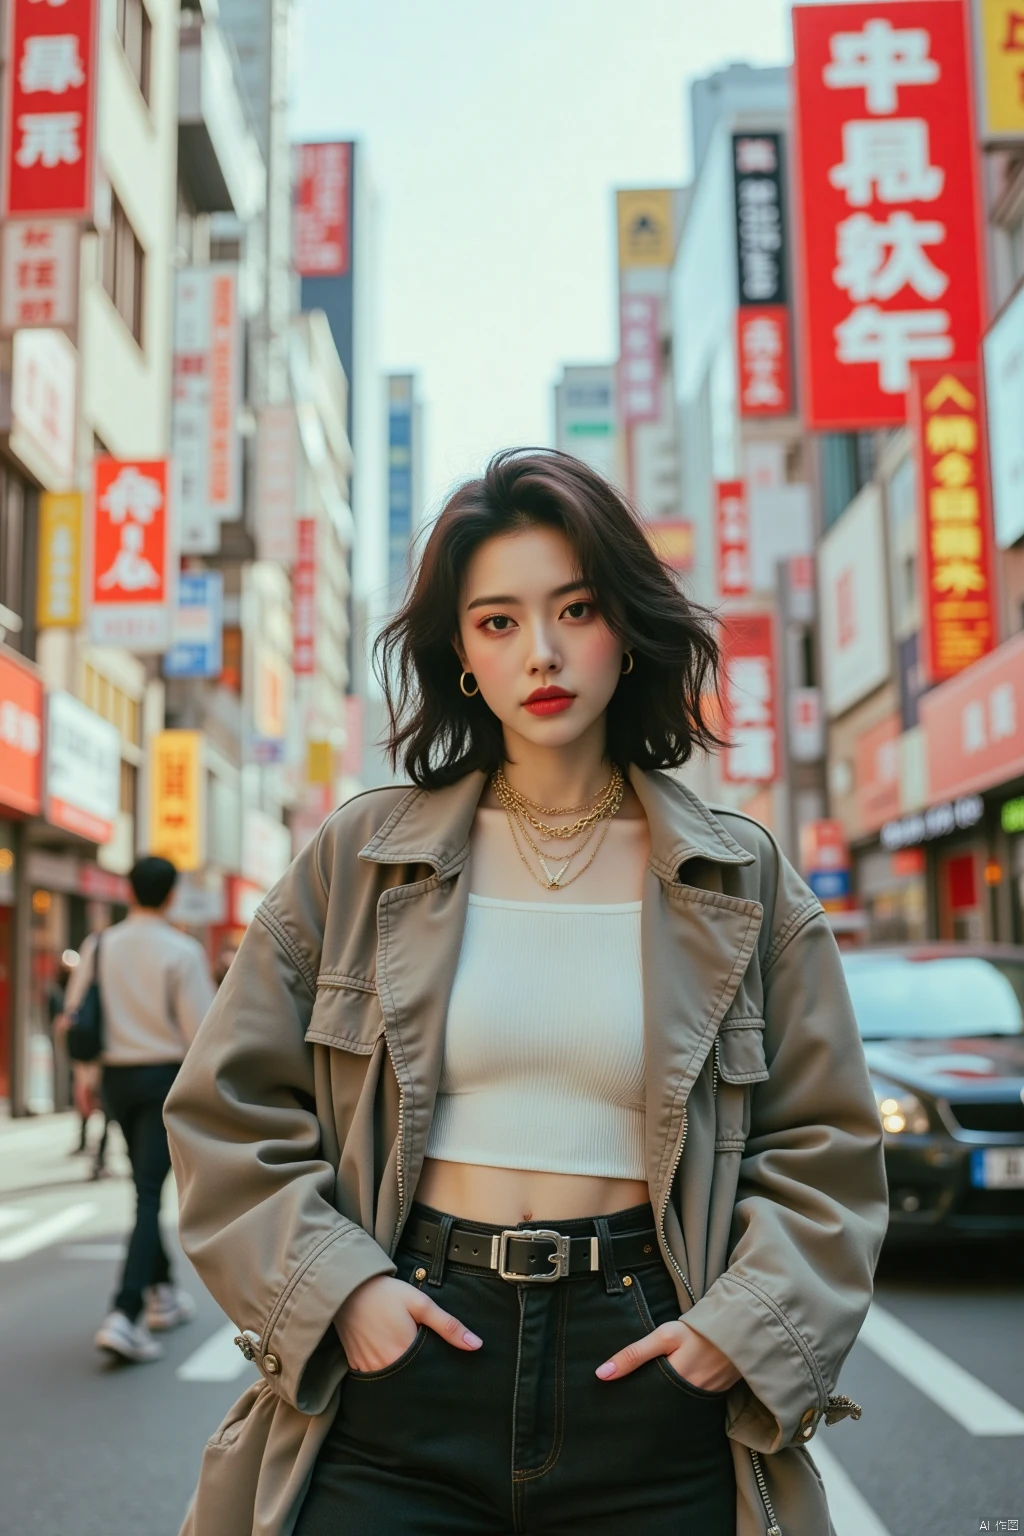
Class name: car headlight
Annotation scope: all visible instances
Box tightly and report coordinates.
[871,1077,930,1135]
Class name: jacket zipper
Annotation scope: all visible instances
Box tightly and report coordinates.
[393,1081,407,1248]
[694,1039,782,1535]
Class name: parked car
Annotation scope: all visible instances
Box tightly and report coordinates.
[841,945,1024,1243]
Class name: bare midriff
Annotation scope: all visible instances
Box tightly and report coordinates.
[414,1159,651,1226]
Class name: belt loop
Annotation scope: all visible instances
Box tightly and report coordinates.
[427,1213,454,1287]
[595,1217,624,1295]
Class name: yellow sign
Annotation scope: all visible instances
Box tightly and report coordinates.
[307,739,334,785]
[149,731,204,872]
[646,520,694,572]
[36,492,82,627]
[978,0,1024,138]
[616,189,674,269]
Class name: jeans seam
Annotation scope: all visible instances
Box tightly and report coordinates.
[512,1281,569,1483]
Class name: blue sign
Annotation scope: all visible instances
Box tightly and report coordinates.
[387,377,414,594]
[164,571,223,679]
[807,869,851,902]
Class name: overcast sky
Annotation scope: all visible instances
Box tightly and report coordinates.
[292,0,792,511]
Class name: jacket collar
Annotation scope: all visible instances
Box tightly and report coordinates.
[358,765,755,880]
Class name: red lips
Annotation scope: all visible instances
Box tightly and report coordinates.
[523,687,575,717]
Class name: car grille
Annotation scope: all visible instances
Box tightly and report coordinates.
[945,1100,1024,1134]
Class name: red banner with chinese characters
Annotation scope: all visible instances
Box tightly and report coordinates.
[618,294,660,424]
[293,143,351,277]
[721,613,778,784]
[89,457,174,651]
[715,480,751,599]
[909,362,996,684]
[791,2,986,429]
[293,518,317,676]
[0,650,43,817]
[736,306,792,417]
[2,0,98,219]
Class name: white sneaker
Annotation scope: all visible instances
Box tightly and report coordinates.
[94,1309,163,1363]
[144,1283,197,1333]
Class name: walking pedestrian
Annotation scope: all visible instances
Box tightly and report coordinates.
[69,856,216,1364]
[165,450,889,1536]
[54,950,110,1176]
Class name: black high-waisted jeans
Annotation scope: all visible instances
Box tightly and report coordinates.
[295,1200,736,1536]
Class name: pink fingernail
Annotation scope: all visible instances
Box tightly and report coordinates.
[463,1331,482,1348]
[595,1361,616,1379]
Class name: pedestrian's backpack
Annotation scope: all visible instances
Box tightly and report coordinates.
[66,935,104,1063]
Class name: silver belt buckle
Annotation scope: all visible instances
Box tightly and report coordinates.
[496,1227,570,1282]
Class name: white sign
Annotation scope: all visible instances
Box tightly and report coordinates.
[242,808,292,890]
[789,687,824,763]
[0,219,78,334]
[255,405,297,563]
[818,483,890,718]
[45,691,120,844]
[173,265,242,552]
[983,281,1024,550]
[749,483,813,592]
[10,327,77,488]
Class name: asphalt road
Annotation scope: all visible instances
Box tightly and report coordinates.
[2,1112,1022,1536]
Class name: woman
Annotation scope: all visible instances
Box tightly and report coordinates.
[165,449,888,1536]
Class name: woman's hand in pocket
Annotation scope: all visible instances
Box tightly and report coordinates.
[334,1275,483,1373]
[595,1319,741,1391]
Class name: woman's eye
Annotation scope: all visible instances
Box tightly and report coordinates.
[481,614,515,632]
[562,601,593,620]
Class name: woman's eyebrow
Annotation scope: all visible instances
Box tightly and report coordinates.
[466,581,591,612]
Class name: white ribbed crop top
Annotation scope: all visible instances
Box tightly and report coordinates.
[423,894,646,1180]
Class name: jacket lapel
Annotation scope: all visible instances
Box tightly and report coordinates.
[360,773,486,1244]
[627,770,763,1243]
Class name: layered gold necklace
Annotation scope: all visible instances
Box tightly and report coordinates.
[492,764,624,890]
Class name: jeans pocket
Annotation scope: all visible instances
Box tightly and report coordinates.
[628,1267,732,1401]
[346,1324,430,1382]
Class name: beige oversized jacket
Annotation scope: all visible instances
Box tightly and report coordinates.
[164,766,889,1536]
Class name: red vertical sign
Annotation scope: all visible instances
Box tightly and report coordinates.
[792,2,986,429]
[721,614,779,784]
[292,143,351,277]
[2,0,99,219]
[908,362,996,684]
[715,480,752,599]
[618,294,661,424]
[90,457,174,651]
[293,518,317,676]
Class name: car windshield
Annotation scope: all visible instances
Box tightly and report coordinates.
[841,954,1024,1040]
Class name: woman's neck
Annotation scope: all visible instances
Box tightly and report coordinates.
[496,724,612,809]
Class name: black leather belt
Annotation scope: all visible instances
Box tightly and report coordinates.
[401,1213,662,1283]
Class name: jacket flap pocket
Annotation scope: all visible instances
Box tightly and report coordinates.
[305,977,384,1054]
[716,1017,769,1084]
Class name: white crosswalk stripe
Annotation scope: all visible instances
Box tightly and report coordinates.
[176,1322,257,1383]
[0,1203,97,1262]
[859,1301,1024,1436]
[811,1442,894,1536]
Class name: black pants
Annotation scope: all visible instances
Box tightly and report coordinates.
[101,1064,180,1322]
[296,1201,736,1536]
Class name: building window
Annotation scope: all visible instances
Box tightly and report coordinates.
[120,761,136,818]
[117,0,152,105]
[83,665,142,747]
[820,431,878,532]
[100,194,145,347]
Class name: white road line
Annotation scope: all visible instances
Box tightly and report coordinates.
[177,1322,255,1383]
[0,1208,30,1231]
[61,1242,124,1261]
[860,1301,1024,1436]
[0,1202,97,1262]
[811,1442,893,1536]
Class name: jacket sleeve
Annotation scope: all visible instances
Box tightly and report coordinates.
[163,827,397,1415]
[680,856,889,1454]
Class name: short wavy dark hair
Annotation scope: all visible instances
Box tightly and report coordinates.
[374,448,723,788]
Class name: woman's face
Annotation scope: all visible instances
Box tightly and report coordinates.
[455,524,625,751]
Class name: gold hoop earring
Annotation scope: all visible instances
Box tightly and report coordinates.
[621,651,634,676]
[459,670,480,698]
